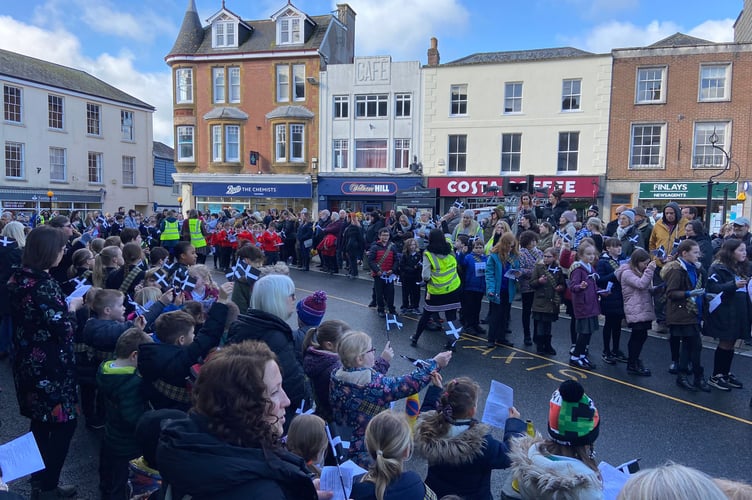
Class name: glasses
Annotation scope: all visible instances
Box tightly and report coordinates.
[361,347,376,355]
[289,293,296,300]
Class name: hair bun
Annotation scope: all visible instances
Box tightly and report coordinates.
[558,380,585,403]
[312,290,327,303]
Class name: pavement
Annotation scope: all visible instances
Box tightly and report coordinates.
[0,260,751,498]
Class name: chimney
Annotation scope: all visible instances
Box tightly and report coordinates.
[427,37,440,66]
[337,3,356,28]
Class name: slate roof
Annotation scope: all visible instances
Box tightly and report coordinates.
[0,48,153,110]
[648,32,715,48]
[443,47,595,66]
[153,141,175,159]
[203,107,249,120]
[265,105,315,119]
[169,0,205,56]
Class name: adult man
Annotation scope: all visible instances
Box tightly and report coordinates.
[730,217,752,251]
[452,209,484,243]
[632,206,653,246]
[586,205,599,219]
[159,210,181,255]
[605,205,626,237]
[681,206,697,221]
[648,202,685,333]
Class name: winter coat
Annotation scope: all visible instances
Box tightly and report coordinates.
[157,413,318,500]
[296,221,314,247]
[553,223,576,247]
[485,253,520,304]
[648,202,685,267]
[568,262,600,319]
[96,361,149,458]
[518,247,542,294]
[635,221,653,249]
[343,223,366,255]
[546,200,570,227]
[367,241,398,277]
[0,239,22,316]
[617,263,656,324]
[302,347,341,422]
[414,410,525,500]
[390,223,415,253]
[508,436,604,500]
[618,225,645,257]
[689,233,714,272]
[596,254,624,316]
[350,471,433,500]
[704,262,752,341]
[138,302,227,411]
[8,267,78,423]
[330,359,438,466]
[83,303,165,359]
[530,262,565,316]
[461,252,487,293]
[661,259,705,326]
[227,309,310,423]
[538,232,553,252]
[400,251,423,282]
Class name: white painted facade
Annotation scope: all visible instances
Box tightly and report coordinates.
[421,53,612,178]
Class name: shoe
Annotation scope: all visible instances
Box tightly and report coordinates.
[627,360,651,376]
[569,344,576,355]
[544,345,557,356]
[485,342,497,348]
[389,310,398,316]
[536,346,547,355]
[505,328,512,334]
[613,350,628,363]
[676,376,698,392]
[523,335,533,347]
[668,361,679,374]
[368,302,377,308]
[569,357,594,370]
[377,311,386,318]
[480,319,489,325]
[601,352,616,365]
[708,375,732,391]
[400,307,408,313]
[496,339,514,347]
[694,378,712,392]
[725,373,744,389]
[472,325,487,336]
[409,336,418,347]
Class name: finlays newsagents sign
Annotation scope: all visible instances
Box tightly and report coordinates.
[639,182,737,200]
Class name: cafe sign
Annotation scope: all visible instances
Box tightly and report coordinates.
[639,182,737,200]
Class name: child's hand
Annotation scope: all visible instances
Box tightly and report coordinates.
[381,341,394,362]
[67,297,84,313]
[219,281,234,301]
[134,315,147,330]
[538,276,547,284]
[159,289,174,305]
[430,370,443,388]
[580,281,588,289]
[509,406,521,419]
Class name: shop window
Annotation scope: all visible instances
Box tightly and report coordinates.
[629,123,665,169]
[355,139,387,169]
[557,132,579,172]
[504,82,522,113]
[562,79,581,111]
[500,133,521,173]
[693,122,729,168]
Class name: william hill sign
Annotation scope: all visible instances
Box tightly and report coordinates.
[639,182,736,200]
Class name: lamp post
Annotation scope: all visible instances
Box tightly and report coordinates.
[47,190,54,211]
[704,132,731,233]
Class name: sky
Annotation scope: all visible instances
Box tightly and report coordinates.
[0,0,742,146]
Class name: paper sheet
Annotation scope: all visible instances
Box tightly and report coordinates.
[708,292,723,313]
[481,380,513,429]
[504,269,519,280]
[0,432,45,482]
[597,281,614,294]
[320,465,355,500]
[65,284,91,305]
[598,461,631,500]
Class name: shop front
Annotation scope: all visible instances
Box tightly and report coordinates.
[315,175,424,213]
[0,187,104,220]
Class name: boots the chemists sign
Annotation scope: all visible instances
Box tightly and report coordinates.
[639,182,737,199]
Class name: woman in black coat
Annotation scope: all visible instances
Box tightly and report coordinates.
[685,219,714,272]
[342,215,366,279]
[0,221,24,358]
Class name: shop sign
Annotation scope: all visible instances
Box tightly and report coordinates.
[638,182,736,200]
[192,182,312,199]
[341,181,398,196]
[427,176,600,197]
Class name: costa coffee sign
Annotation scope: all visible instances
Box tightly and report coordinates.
[427,176,600,198]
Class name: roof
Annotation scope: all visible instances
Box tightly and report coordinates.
[443,47,596,66]
[265,105,315,119]
[169,0,205,56]
[153,141,175,159]
[648,32,715,48]
[0,48,153,110]
[203,107,249,120]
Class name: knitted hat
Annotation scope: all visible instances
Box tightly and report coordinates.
[561,210,577,223]
[297,290,327,326]
[548,380,600,447]
[632,206,647,218]
[621,210,635,224]
[587,205,599,215]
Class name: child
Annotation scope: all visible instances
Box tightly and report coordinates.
[367,228,398,317]
[302,319,350,423]
[616,248,656,376]
[286,414,328,478]
[568,243,600,370]
[183,264,219,302]
[399,238,422,314]
[93,246,123,288]
[485,232,520,348]
[596,237,627,365]
[518,230,543,346]
[148,246,169,269]
[414,376,525,499]
[259,223,283,265]
[106,243,146,313]
[294,291,327,364]
[460,239,487,336]
[170,241,197,285]
[530,247,566,355]
[97,328,153,500]
[62,247,94,296]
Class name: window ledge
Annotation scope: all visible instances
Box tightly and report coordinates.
[86,134,104,139]
[4,177,27,182]
[50,180,68,184]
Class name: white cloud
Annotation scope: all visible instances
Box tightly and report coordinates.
[689,19,735,43]
[76,0,176,42]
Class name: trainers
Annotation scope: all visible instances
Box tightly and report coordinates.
[368,302,377,308]
[708,375,732,391]
[668,361,679,374]
[627,360,651,377]
[569,357,594,370]
[694,378,712,393]
[653,322,669,334]
[601,352,616,365]
[409,336,418,347]
[613,350,628,363]
[725,373,744,389]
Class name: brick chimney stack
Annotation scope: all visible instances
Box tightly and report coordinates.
[427,37,440,66]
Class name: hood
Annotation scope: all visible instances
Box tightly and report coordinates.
[662,202,681,224]
[333,366,373,387]
[509,436,602,500]
[614,263,631,281]
[96,361,137,393]
[227,309,293,344]
[413,413,488,465]
[303,348,340,378]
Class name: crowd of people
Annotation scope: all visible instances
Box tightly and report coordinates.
[0,195,751,499]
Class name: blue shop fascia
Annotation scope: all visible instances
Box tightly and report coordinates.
[315,174,428,214]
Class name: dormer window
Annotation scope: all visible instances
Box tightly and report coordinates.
[278,16,301,45]
[213,19,237,48]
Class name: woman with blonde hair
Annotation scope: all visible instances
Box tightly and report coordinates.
[485,232,520,347]
[484,220,512,255]
[617,463,726,500]
[351,411,435,500]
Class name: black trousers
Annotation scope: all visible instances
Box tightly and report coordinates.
[603,314,624,354]
[31,419,77,491]
[488,293,511,343]
[99,443,131,500]
[401,279,421,310]
[414,307,458,340]
[299,243,311,270]
[627,324,649,364]
[461,291,484,328]
[521,292,534,337]
[374,278,395,313]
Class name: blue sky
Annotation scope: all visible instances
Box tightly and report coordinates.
[0,0,741,144]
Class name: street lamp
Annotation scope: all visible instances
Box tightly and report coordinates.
[704,131,732,233]
[47,190,54,211]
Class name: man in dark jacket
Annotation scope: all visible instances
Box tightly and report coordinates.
[367,228,399,317]
[296,212,314,271]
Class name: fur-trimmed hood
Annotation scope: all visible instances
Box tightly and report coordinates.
[413,413,488,465]
[508,436,603,500]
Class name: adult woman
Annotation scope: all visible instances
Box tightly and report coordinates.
[704,238,751,391]
[482,208,503,243]
[516,213,539,237]
[227,274,310,430]
[390,213,414,253]
[537,222,554,251]
[0,221,25,359]
[616,248,656,376]
[414,211,436,250]
[485,232,520,347]
[330,330,451,466]
[518,231,542,346]
[684,219,713,272]
[409,229,462,349]
[8,225,84,499]
[343,213,366,279]
[484,220,512,255]
[515,194,535,227]
[157,341,319,499]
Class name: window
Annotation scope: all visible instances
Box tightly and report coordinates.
[87,103,101,136]
[48,95,64,129]
[213,67,226,103]
[229,67,240,103]
[122,156,135,185]
[557,132,579,172]
[212,125,222,162]
[333,96,349,118]
[293,64,305,101]
[213,21,236,48]
[276,65,289,102]
[562,79,581,111]
[504,82,523,113]
[629,123,665,169]
[275,124,286,161]
[3,85,22,123]
[226,125,240,162]
[693,122,729,168]
[177,126,194,162]
[290,124,304,161]
[500,133,521,173]
[636,67,666,103]
[121,110,134,141]
[355,140,387,169]
[333,139,348,169]
[394,139,410,169]
[175,68,193,104]
[395,93,411,117]
[88,152,102,183]
[279,17,301,44]
[4,142,24,178]
[448,135,467,172]
[355,95,388,118]
[450,85,467,116]
[49,147,66,181]
[699,64,730,101]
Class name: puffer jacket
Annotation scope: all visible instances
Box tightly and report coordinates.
[568,262,600,319]
[617,263,656,324]
[648,202,685,266]
[302,347,340,422]
[508,436,604,500]
[661,259,705,326]
[596,254,624,316]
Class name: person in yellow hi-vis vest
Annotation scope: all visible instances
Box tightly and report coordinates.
[410,229,462,350]
[181,209,208,264]
[159,210,180,256]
